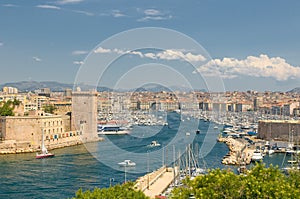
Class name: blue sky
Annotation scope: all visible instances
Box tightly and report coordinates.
[0,0,300,91]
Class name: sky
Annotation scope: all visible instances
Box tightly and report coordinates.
[0,0,300,92]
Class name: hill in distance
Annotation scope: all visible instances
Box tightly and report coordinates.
[288,87,300,93]
[0,81,203,93]
[0,81,112,92]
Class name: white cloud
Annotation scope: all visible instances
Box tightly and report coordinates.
[144,53,156,59]
[157,50,206,62]
[56,0,84,5]
[138,15,172,22]
[73,61,84,65]
[36,5,61,10]
[32,56,42,62]
[72,50,88,55]
[93,47,206,62]
[94,47,112,53]
[138,8,172,22]
[2,4,17,7]
[112,10,126,18]
[99,10,126,18]
[144,9,161,16]
[195,54,300,81]
[72,10,94,16]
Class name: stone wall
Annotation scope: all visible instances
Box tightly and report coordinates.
[0,134,84,154]
[1,115,66,148]
[71,91,98,142]
[258,120,300,142]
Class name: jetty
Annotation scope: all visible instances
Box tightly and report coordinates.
[135,166,178,198]
[218,137,255,165]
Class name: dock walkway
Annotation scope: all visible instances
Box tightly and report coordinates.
[135,166,178,198]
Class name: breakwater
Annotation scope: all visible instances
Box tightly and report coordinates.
[218,137,255,165]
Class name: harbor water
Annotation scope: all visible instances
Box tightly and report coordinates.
[0,112,288,199]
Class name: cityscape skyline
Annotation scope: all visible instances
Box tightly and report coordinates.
[1,0,300,92]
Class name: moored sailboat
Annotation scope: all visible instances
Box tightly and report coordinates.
[36,129,54,159]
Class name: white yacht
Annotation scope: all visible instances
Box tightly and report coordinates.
[251,150,263,162]
[148,141,161,147]
[268,149,275,155]
[118,160,136,167]
[97,124,130,135]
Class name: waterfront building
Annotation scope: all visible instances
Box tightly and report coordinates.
[258,120,300,142]
[72,91,98,142]
[0,113,79,153]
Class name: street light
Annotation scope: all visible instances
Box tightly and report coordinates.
[124,165,127,183]
[110,178,114,187]
[147,151,149,189]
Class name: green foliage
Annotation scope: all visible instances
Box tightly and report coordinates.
[171,163,300,199]
[12,98,21,106]
[0,100,15,116]
[42,104,57,114]
[72,182,149,199]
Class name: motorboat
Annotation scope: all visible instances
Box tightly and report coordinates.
[268,149,275,155]
[148,141,161,147]
[196,129,200,134]
[251,150,263,162]
[118,160,136,167]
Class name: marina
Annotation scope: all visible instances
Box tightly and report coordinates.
[0,111,299,198]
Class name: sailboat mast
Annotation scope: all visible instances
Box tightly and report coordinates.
[41,128,44,149]
[188,144,191,177]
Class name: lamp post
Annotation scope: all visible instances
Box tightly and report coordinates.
[147,150,149,189]
[124,165,127,183]
[110,178,114,187]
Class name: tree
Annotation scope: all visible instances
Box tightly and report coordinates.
[72,182,149,199]
[42,104,57,114]
[12,98,21,106]
[171,163,300,199]
[0,100,15,116]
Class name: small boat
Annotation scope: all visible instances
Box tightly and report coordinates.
[251,150,263,162]
[148,141,161,147]
[186,132,190,136]
[286,147,296,155]
[214,126,218,129]
[268,149,275,155]
[196,129,200,134]
[36,150,55,159]
[118,160,136,167]
[36,129,54,159]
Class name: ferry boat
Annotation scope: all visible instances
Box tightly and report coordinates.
[97,124,130,135]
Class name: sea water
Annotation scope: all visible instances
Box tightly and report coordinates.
[0,112,286,199]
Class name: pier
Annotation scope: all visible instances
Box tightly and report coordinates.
[218,137,255,165]
[135,166,178,198]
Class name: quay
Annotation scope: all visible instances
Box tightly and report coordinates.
[0,135,103,154]
[135,166,178,198]
[218,136,255,165]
